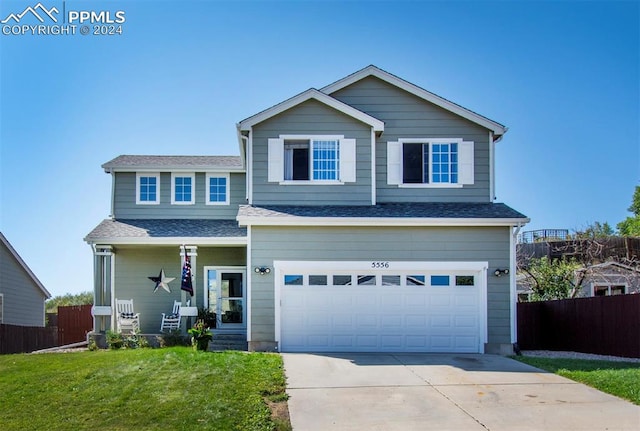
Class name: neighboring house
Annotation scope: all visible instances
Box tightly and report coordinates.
[576,262,640,297]
[518,261,640,301]
[0,232,51,326]
[85,65,529,354]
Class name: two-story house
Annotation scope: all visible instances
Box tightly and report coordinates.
[85,66,528,354]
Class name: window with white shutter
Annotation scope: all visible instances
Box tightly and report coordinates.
[387,138,474,187]
[267,135,356,184]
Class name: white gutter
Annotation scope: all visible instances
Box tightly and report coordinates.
[237,216,531,228]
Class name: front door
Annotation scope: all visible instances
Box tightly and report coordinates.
[204,267,246,329]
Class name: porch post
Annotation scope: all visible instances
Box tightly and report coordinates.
[180,245,198,329]
[93,245,113,333]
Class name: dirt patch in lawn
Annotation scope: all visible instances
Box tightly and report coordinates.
[266,398,292,431]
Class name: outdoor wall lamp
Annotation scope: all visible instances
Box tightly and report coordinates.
[494,268,510,277]
[254,266,271,275]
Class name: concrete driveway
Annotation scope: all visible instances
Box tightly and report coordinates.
[282,353,640,430]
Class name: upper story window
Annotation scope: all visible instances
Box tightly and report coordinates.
[387,138,474,188]
[136,173,160,205]
[268,135,356,184]
[171,173,195,205]
[206,173,229,205]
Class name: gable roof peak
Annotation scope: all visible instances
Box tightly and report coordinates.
[238,87,384,132]
[321,65,507,139]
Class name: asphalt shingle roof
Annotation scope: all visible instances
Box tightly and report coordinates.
[85,219,247,241]
[237,202,527,219]
[102,155,243,171]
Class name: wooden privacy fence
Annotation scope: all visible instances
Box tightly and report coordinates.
[0,324,56,354]
[517,294,640,358]
[57,304,93,346]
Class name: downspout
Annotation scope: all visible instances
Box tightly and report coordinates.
[110,172,116,219]
[240,131,253,205]
[371,128,376,205]
[489,131,495,201]
[511,223,524,346]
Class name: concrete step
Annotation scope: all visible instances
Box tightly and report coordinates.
[209,333,247,351]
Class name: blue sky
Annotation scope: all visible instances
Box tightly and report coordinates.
[1,0,638,297]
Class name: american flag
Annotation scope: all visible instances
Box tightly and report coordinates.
[181,256,194,296]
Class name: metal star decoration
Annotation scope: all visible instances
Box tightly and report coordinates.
[148,268,175,293]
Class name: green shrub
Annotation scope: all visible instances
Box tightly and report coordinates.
[157,330,189,347]
[105,330,124,349]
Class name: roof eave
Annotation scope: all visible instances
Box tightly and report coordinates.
[103,166,246,173]
[84,237,248,246]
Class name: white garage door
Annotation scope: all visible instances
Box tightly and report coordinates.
[276,261,487,353]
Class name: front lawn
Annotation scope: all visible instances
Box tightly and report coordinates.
[513,356,640,405]
[0,348,290,430]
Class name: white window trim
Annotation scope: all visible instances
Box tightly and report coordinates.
[268,134,356,185]
[171,172,195,205]
[389,138,473,188]
[136,172,160,205]
[206,173,230,205]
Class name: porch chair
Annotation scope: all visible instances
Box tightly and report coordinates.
[115,298,140,333]
[160,300,182,332]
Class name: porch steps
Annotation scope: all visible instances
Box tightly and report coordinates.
[209,333,248,351]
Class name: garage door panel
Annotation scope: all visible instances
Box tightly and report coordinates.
[430,336,454,350]
[307,313,329,328]
[356,314,377,328]
[430,315,452,328]
[279,264,484,353]
[454,315,478,329]
[332,335,354,348]
[355,335,378,348]
[332,314,353,328]
[381,335,403,349]
[406,315,427,328]
[406,335,428,348]
[380,315,402,328]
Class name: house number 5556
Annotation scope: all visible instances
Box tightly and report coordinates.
[371,261,390,269]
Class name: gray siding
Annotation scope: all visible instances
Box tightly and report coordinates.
[252,99,372,205]
[112,245,246,333]
[113,172,246,219]
[0,243,47,326]
[330,76,492,203]
[249,226,511,346]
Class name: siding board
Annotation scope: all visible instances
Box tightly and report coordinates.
[113,172,246,219]
[249,225,511,345]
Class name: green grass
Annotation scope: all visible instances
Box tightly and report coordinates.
[513,356,640,405]
[0,348,289,430]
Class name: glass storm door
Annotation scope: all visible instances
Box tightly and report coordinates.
[205,267,246,329]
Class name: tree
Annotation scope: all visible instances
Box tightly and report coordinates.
[617,186,640,236]
[573,221,615,239]
[46,291,93,313]
[520,257,581,301]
